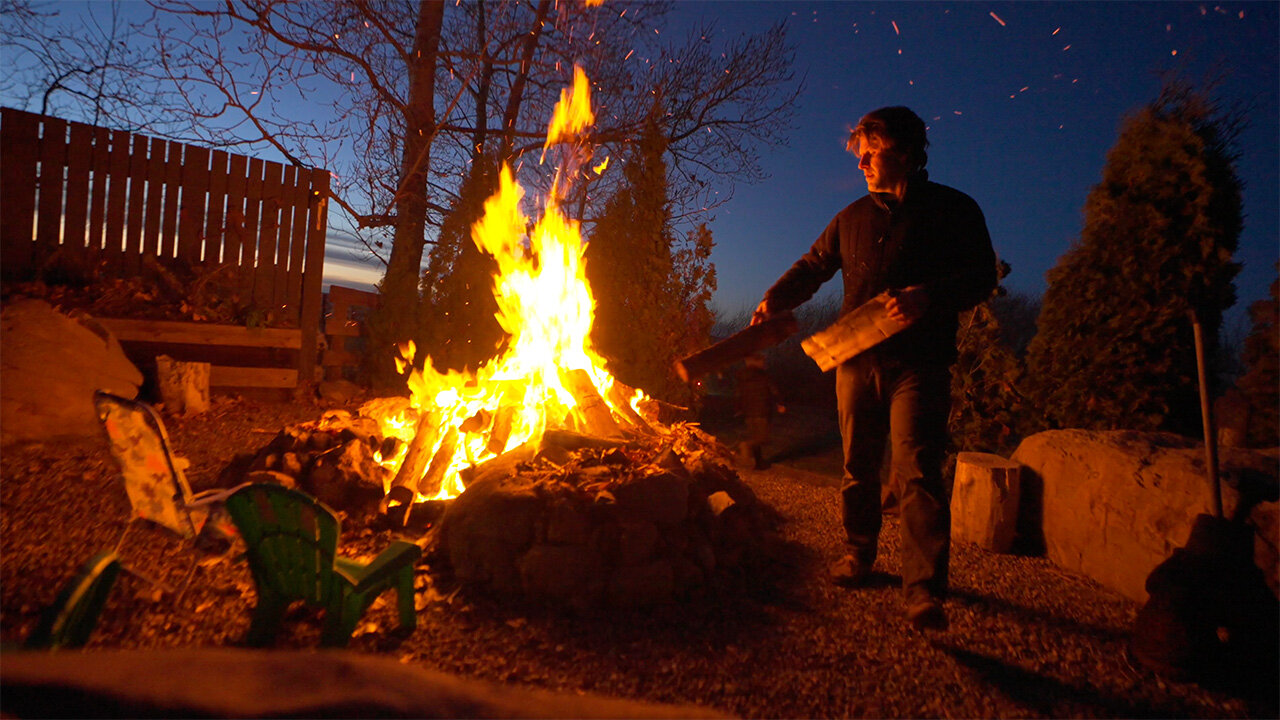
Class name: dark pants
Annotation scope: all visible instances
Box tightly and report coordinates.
[836,353,951,601]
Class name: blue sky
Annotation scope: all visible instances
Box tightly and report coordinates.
[7,1,1277,330]
[671,1,1279,328]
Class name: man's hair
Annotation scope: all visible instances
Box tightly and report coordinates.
[849,106,929,172]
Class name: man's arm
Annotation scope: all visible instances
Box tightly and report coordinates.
[751,214,845,325]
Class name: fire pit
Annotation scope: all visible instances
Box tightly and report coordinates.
[227,67,782,608]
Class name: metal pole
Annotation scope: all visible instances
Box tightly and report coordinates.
[1190,311,1223,519]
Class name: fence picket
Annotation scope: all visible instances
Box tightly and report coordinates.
[86,125,111,260]
[141,137,167,259]
[255,160,283,312]
[206,149,229,265]
[0,109,39,278]
[123,132,148,274]
[63,121,93,254]
[35,117,67,248]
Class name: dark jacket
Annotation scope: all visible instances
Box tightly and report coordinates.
[763,171,997,365]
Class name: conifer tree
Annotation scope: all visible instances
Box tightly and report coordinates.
[586,108,714,404]
[1026,83,1243,435]
[419,157,503,373]
[1239,268,1279,447]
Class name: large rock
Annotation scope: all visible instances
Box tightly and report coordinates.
[0,648,726,718]
[1012,429,1279,602]
[1,298,143,445]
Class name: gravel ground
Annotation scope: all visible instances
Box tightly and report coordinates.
[2,396,1273,718]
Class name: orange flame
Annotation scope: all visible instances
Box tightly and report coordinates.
[372,67,653,502]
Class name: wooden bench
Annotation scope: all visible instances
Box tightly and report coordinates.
[97,318,304,390]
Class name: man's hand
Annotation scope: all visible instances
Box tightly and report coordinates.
[750,299,771,326]
[885,285,929,324]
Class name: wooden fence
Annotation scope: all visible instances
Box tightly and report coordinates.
[0,107,330,389]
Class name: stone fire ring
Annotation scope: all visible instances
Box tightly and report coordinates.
[437,441,779,610]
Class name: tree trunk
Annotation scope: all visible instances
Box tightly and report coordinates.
[374,0,445,387]
[498,0,552,163]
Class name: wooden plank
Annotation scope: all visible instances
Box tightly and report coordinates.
[122,131,147,273]
[298,170,330,385]
[95,317,303,348]
[62,121,93,253]
[0,108,39,279]
[210,365,298,388]
[103,129,130,260]
[141,136,168,259]
[205,149,229,264]
[178,144,209,264]
[242,157,264,274]
[35,116,67,247]
[86,125,111,259]
[223,153,248,267]
[283,167,312,323]
[272,164,297,314]
[159,141,182,258]
[253,160,283,311]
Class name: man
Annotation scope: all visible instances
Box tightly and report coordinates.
[751,106,996,630]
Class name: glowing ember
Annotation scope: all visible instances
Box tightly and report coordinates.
[373,67,656,503]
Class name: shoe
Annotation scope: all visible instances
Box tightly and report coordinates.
[829,555,871,587]
[906,597,948,631]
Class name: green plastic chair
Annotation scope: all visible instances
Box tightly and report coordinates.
[223,483,422,647]
[24,551,121,650]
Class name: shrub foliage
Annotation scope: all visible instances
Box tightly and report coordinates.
[1026,83,1243,435]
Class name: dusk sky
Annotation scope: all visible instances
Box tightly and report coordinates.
[665,1,1279,328]
[6,2,1277,330]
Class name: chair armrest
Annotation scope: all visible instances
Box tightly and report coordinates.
[187,486,239,507]
[338,541,422,594]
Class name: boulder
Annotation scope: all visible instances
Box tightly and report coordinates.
[1,298,143,445]
[1011,429,1279,602]
[0,648,725,719]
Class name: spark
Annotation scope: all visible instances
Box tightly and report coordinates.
[891,20,900,35]
[624,49,634,60]
[1063,44,1071,51]
[1171,49,1178,55]
[953,110,962,115]
[989,11,1006,26]
[1053,27,1060,35]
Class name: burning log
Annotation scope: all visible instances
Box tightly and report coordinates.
[418,426,459,500]
[674,311,798,382]
[389,409,437,499]
[486,406,515,455]
[604,379,655,435]
[559,368,621,437]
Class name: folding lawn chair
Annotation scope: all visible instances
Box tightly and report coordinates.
[93,390,235,603]
[24,551,122,650]
[223,482,422,647]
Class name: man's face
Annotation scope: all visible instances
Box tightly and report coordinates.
[852,134,912,195]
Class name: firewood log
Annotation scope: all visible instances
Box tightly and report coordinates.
[559,368,621,437]
[674,311,798,382]
[417,426,459,499]
[390,409,437,496]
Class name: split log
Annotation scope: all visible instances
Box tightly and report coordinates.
[540,428,633,453]
[461,443,536,487]
[486,406,515,455]
[560,368,620,437]
[802,293,910,372]
[604,379,656,435]
[417,426,459,499]
[675,311,797,382]
[155,354,210,415]
[389,410,437,498]
[950,451,1022,553]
